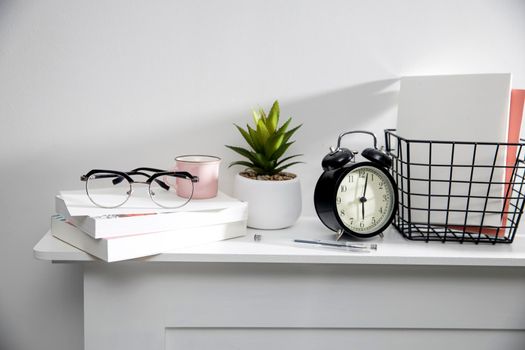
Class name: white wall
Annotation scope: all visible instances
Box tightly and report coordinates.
[0,0,524,349]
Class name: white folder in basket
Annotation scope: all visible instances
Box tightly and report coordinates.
[396,73,512,227]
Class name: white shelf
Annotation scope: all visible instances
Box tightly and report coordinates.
[33,217,525,266]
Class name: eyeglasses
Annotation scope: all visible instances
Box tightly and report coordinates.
[80,167,199,209]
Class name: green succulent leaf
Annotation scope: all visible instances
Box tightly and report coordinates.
[247,124,263,152]
[275,117,291,135]
[256,118,270,143]
[267,100,279,133]
[259,108,267,125]
[264,132,285,158]
[228,161,255,169]
[270,141,294,161]
[252,109,260,125]
[234,124,255,150]
[274,161,303,174]
[225,145,258,164]
[227,100,302,175]
[253,152,272,170]
[282,124,302,144]
[275,154,303,166]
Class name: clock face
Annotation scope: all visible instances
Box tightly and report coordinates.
[335,165,395,234]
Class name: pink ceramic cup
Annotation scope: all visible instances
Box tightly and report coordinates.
[173,155,221,199]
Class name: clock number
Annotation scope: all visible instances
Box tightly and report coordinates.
[372,217,376,224]
[336,197,341,204]
[383,194,388,201]
[340,185,347,192]
[358,170,365,178]
[379,207,383,214]
[360,222,364,228]
[340,209,345,216]
[349,176,354,183]
[350,218,354,224]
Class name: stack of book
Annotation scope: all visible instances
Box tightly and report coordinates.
[51,189,248,262]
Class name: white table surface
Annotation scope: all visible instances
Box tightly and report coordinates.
[33,217,525,266]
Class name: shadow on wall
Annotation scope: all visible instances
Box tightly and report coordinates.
[283,79,400,214]
[285,78,399,158]
[142,78,399,213]
[125,78,400,201]
[0,78,400,260]
[0,79,399,217]
[0,78,400,227]
[0,0,16,30]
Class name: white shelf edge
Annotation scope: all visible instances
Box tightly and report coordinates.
[33,217,525,267]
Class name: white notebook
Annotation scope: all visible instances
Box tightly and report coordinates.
[396,73,512,226]
[51,215,247,262]
[55,194,248,239]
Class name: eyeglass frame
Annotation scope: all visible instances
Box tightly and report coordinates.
[80,167,200,209]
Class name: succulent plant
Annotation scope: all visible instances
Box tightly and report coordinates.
[226,100,302,176]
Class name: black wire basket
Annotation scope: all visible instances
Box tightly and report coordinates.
[384,129,525,244]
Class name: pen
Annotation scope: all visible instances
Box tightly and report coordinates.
[293,239,377,251]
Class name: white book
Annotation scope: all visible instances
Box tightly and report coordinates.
[59,188,246,216]
[55,191,248,239]
[396,73,512,226]
[51,215,247,262]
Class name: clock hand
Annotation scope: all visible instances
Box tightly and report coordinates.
[361,174,368,220]
[363,173,368,198]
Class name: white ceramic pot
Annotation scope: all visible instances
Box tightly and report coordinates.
[233,173,302,229]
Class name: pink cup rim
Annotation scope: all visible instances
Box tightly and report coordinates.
[175,155,221,164]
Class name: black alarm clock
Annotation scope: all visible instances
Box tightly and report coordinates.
[314,130,398,239]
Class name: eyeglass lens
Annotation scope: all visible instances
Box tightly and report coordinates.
[85,172,132,208]
[149,174,194,208]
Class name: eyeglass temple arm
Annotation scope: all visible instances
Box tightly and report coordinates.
[174,171,199,183]
[80,173,122,181]
[118,170,198,189]
[130,167,199,182]
[80,171,168,190]
[111,170,169,190]
[130,167,166,173]
[126,169,198,183]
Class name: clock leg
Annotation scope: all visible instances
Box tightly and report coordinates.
[336,229,344,241]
